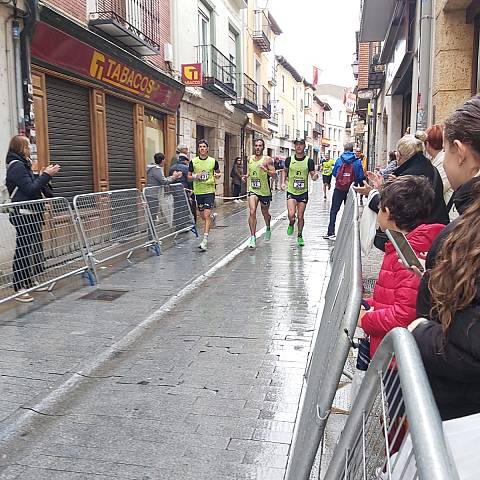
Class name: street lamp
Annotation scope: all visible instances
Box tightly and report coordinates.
[351,60,359,79]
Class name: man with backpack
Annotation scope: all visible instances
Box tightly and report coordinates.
[323,143,364,240]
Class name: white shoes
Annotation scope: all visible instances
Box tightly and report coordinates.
[15,290,34,303]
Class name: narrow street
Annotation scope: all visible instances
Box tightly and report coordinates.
[0,186,334,480]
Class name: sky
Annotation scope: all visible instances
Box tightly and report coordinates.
[267,0,360,88]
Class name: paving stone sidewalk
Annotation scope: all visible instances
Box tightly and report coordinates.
[0,186,337,479]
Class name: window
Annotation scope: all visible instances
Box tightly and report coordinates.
[228,28,237,65]
[328,127,332,139]
[315,113,318,122]
[292,86,295,100]
[282,75,285,93]
[198,3,210,46]
[339,110,342,121]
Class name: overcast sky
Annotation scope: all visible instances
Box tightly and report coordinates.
[268,0,360,88]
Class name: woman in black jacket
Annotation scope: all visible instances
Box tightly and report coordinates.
[5,135,60,303]
[410,96,480,421]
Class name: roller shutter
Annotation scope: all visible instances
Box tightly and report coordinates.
[45,76,93,200]
[106,96,136,191]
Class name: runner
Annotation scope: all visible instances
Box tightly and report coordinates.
[283,139,319,246]
[187,139,221,251]
[321,152,335,199]
[242,139,276,249]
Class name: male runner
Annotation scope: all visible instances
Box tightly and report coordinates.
[242,139,276,248]
[187,139,221,251]
[282,139,319,246]
[321,153,335,199]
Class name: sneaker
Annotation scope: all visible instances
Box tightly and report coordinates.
[211,213,217,224]
[248,236,256,249]
[198,239,208,251]
[33,281,49,292]
[324,195,327,200]
[323,234,336,240]
[297,236,305,247]
[15,291,34,303]
[287,224,294,236]
[264,228,271,241]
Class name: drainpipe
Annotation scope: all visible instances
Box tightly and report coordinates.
[416,0,433,130]
[409,0,422,134]
[19,0,39,137]
[12,15,24,133]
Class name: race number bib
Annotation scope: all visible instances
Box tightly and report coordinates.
[293,179,305,189]
[199,171,209,181]
[251,178,261,189]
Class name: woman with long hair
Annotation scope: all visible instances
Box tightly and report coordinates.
[411,96,480,420]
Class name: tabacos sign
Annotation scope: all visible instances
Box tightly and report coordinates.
[90,51,160,99]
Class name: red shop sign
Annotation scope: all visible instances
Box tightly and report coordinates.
[31,22,184,112]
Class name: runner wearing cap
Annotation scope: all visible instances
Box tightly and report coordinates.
[242,138,276,249]
[282,139,319,246]
[187,139,221,251]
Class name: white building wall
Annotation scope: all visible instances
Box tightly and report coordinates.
[322,95,347,159]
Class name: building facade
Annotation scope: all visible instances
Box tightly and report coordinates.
[312,96,331,163]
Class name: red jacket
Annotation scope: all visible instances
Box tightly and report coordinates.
[362,223,445,357]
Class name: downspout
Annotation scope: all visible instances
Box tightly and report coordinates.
[19,0,39,137]
[12,7,24,133]
[410,0,422,133]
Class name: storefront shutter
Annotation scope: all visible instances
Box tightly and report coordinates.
[45,76,93,200]
[106,95,136,191]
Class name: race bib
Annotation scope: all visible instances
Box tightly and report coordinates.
[293,179,305,189]
[251,178,261,189]
[199,171,209,181]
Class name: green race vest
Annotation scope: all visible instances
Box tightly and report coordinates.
[248,155,271,197]
[192,156,216,194]
[322,159,335,176]
[288,156,310,195]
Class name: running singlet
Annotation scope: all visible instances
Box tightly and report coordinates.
[322,159,335,176]
[287,156,310,195]
[248,155,271,197]
[192,156,216,195]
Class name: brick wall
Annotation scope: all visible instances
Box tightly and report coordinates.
[147,0,170,71]
[45,0,87,22]
[357,43,371,90]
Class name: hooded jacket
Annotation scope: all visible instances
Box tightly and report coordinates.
[169,154,191,189]
[5,151,52,202]
[362,223,445,357]
[332,151,365,184]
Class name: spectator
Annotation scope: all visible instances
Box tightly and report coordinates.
[323,143,365,240]
[273,157,285,191]
[169,149,191,190]
[5,135,60,303]
[230,157,243,202]
[379,151,398,180]
[410,96,480,420]
[425,124,454,208]
[358,175,444,358]
[169,151,194,229]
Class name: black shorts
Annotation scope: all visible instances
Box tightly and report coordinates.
[287,191,308,204]
[195,193,215,211]
[322,175,332,185]
[248,192,272,206]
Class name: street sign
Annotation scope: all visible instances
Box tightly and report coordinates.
[181,63,202,86]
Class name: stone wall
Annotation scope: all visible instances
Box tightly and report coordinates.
[432,0,475,123]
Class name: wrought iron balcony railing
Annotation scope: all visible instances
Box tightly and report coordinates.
[253,10,272,52]
[234,73,258,113]
[279,125,290,139]
[196,44,236,99]
[258,86,271,118]
[89,0,161,56]
[313,121,322,134]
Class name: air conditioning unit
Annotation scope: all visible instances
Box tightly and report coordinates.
[164,43,173,63]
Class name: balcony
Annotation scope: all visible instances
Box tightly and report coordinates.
[346,121,352,129]
[296,129,301,140]
[253,10,272,52]
[89,0,160,56]
[269,113,279,126]
[257,86,271,118]
[368,54,386,89]
[279,125,290,139]
[197,44,236,99]
[313,122,322,134]
[233,73,258,113]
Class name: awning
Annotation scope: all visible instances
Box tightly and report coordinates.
[321,138,330,146]
[359,0,396,42]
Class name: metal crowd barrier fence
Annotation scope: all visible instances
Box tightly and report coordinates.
[0,197,93,305]
[323,328,460,480]
[286,188,362,480]
[143,183,197,243]
[73,188,159,280]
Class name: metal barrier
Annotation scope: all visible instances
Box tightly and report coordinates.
[286,188,362,480]
[73,189,159,280]
[323,328,460,480]
[143,183,196,243]
[0,197,93,305]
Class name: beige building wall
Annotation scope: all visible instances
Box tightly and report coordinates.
[277,63,298,140]
[432,0,475,123]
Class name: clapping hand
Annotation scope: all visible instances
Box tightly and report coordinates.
[366,171,383,189]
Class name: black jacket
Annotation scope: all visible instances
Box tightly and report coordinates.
[412,294,480,421]
[5,151,52,202]
[369,152,450,251]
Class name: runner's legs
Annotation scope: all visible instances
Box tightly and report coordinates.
[248,195,259,236]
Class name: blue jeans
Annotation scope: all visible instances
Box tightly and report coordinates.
[327,188,348,235]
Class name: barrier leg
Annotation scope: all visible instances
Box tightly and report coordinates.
[191,225,199,238]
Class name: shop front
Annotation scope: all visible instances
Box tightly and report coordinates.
[30,14,184,199]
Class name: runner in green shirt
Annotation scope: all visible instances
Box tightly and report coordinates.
[242,139,276,249]
[187,139,221,251]
[321,153,335,200]
[282,139,319,246]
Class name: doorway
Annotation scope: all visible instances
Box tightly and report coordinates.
[224,133,233,196]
